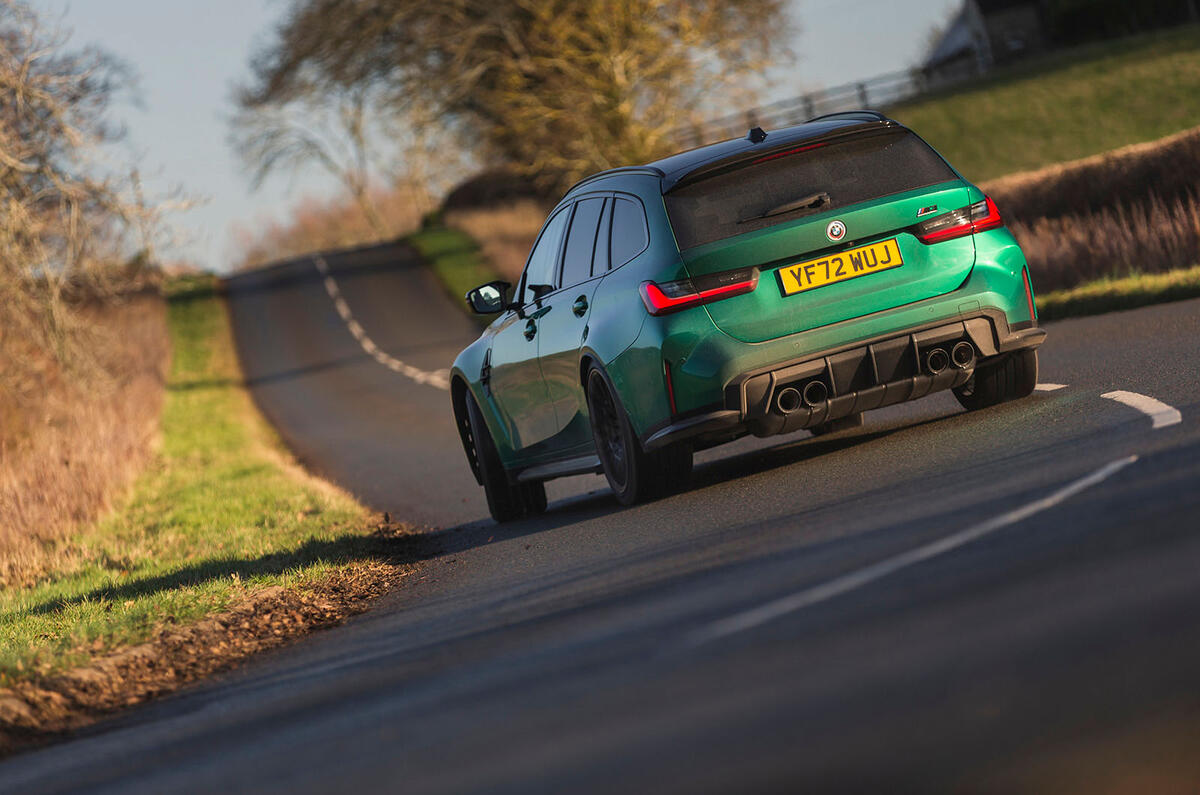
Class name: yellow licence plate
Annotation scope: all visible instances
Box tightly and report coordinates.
[778,239,903,296]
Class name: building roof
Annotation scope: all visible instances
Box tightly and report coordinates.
[924,6,977,70]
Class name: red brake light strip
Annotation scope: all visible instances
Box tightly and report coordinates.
[640,271,759,316]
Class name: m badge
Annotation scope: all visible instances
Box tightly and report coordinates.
[826,219,846,242]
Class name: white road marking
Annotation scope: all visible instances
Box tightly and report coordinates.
[1102,390,1182,429]
[1035,383,1067,391]
[685,455,1139,647]
[312,255,451,391]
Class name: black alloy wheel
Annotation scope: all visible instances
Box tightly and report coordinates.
[587,368,630,494]
[464,389,546,522]
[586,366,692,506]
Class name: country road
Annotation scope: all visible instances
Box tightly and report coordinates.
[4,241,1200,793]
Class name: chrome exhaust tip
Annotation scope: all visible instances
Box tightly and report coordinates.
[951,341,976,369]
[925,348,949,375]
[802,380,828,407]
[775,386,803,414]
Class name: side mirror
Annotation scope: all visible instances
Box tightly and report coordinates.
[465,280,511,315]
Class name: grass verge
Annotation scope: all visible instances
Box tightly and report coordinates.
[892,25,1200,182]
[445,200,547,283]
[1036,264,1200,322]
[0,274,427,752]
[407,221,502,324]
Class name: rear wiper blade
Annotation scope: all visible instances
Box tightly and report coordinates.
[739,191,831,224]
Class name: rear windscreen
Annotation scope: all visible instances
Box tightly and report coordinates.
[664,130,958,250]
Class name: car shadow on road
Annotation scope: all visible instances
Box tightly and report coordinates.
[20,402,1038,621]
[448,411,971,542]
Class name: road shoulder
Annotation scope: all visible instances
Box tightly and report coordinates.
[0,275,430,755]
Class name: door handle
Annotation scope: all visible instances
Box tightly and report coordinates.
[572,295,588,317]
[524,319,537,341]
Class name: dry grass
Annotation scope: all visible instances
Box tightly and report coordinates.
[0,294,170,589]
[1012,193,1200,294]
[976,124,1200,294]
[982,124,1200,225]
[233,188,429,271]
[445,200,548,282]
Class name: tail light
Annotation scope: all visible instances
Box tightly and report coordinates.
[913,196,1003,244]
[640,267,759,316]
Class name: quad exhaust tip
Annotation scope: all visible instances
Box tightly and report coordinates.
[802,380,828,407]
[951,341,976,369]
[925,348,949,375]
[775,380,828,414]
[776,386,803,414]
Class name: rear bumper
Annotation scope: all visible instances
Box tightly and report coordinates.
[642,310,1044,451]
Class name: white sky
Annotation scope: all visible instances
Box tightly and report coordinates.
[35,0,957,272]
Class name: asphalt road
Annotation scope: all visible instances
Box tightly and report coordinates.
[4,241,1200,793]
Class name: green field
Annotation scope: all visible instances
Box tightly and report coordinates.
[0,277,377,682]
[892,25,1200,182]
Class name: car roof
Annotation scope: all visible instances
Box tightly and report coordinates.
[565,112,903,197]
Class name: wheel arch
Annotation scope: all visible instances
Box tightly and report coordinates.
[450,374,483,485]
[578,349,604,392]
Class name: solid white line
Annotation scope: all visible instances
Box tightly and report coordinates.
[685,455,1139,647]
[1035,383,1067,391]
[1102,390,1182,429]
[311,255,450,391]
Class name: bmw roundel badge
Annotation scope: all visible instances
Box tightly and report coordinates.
[826,219,846,242]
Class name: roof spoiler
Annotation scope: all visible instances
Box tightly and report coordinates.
[664,118,899,193]
[564,165,665,197]
[805,110,891,124]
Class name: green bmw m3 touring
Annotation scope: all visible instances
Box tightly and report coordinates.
[450,111,1046,522]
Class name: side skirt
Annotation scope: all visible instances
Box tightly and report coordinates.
[515,454,603,484]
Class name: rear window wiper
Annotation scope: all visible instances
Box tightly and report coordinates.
[738,191,831,224]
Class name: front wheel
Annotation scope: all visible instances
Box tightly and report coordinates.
[586,366,692,506]
[464,389,546,523]
[953,349,1038,411]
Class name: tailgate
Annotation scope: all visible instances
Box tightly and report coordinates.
[680,183,975,343]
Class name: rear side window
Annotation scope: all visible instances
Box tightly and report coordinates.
[610,197,649,268]
[520,207,569,304]
[560,197,605,288]
[664,130,957,250]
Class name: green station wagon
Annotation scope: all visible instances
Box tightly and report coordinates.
[450,111,1046,522]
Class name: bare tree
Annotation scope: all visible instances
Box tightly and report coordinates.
[230,83,392,236]
[0,0,170,354]
[236,0,794,194]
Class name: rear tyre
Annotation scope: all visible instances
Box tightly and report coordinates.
[953,349,1038,411]
[586,366,692,506]
[656,441,694,496]
[464,389,526,523]
[520,481,548,516]
[809,412,864,437]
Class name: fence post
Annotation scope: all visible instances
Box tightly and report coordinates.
[857,82,869,108]
[803,95,814,120]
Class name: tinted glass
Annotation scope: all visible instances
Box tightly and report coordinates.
[561,197,605,288]
[610,197,649,268]
[520,207,569,304]
[591,199,611,277]
[664,130,958,250]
